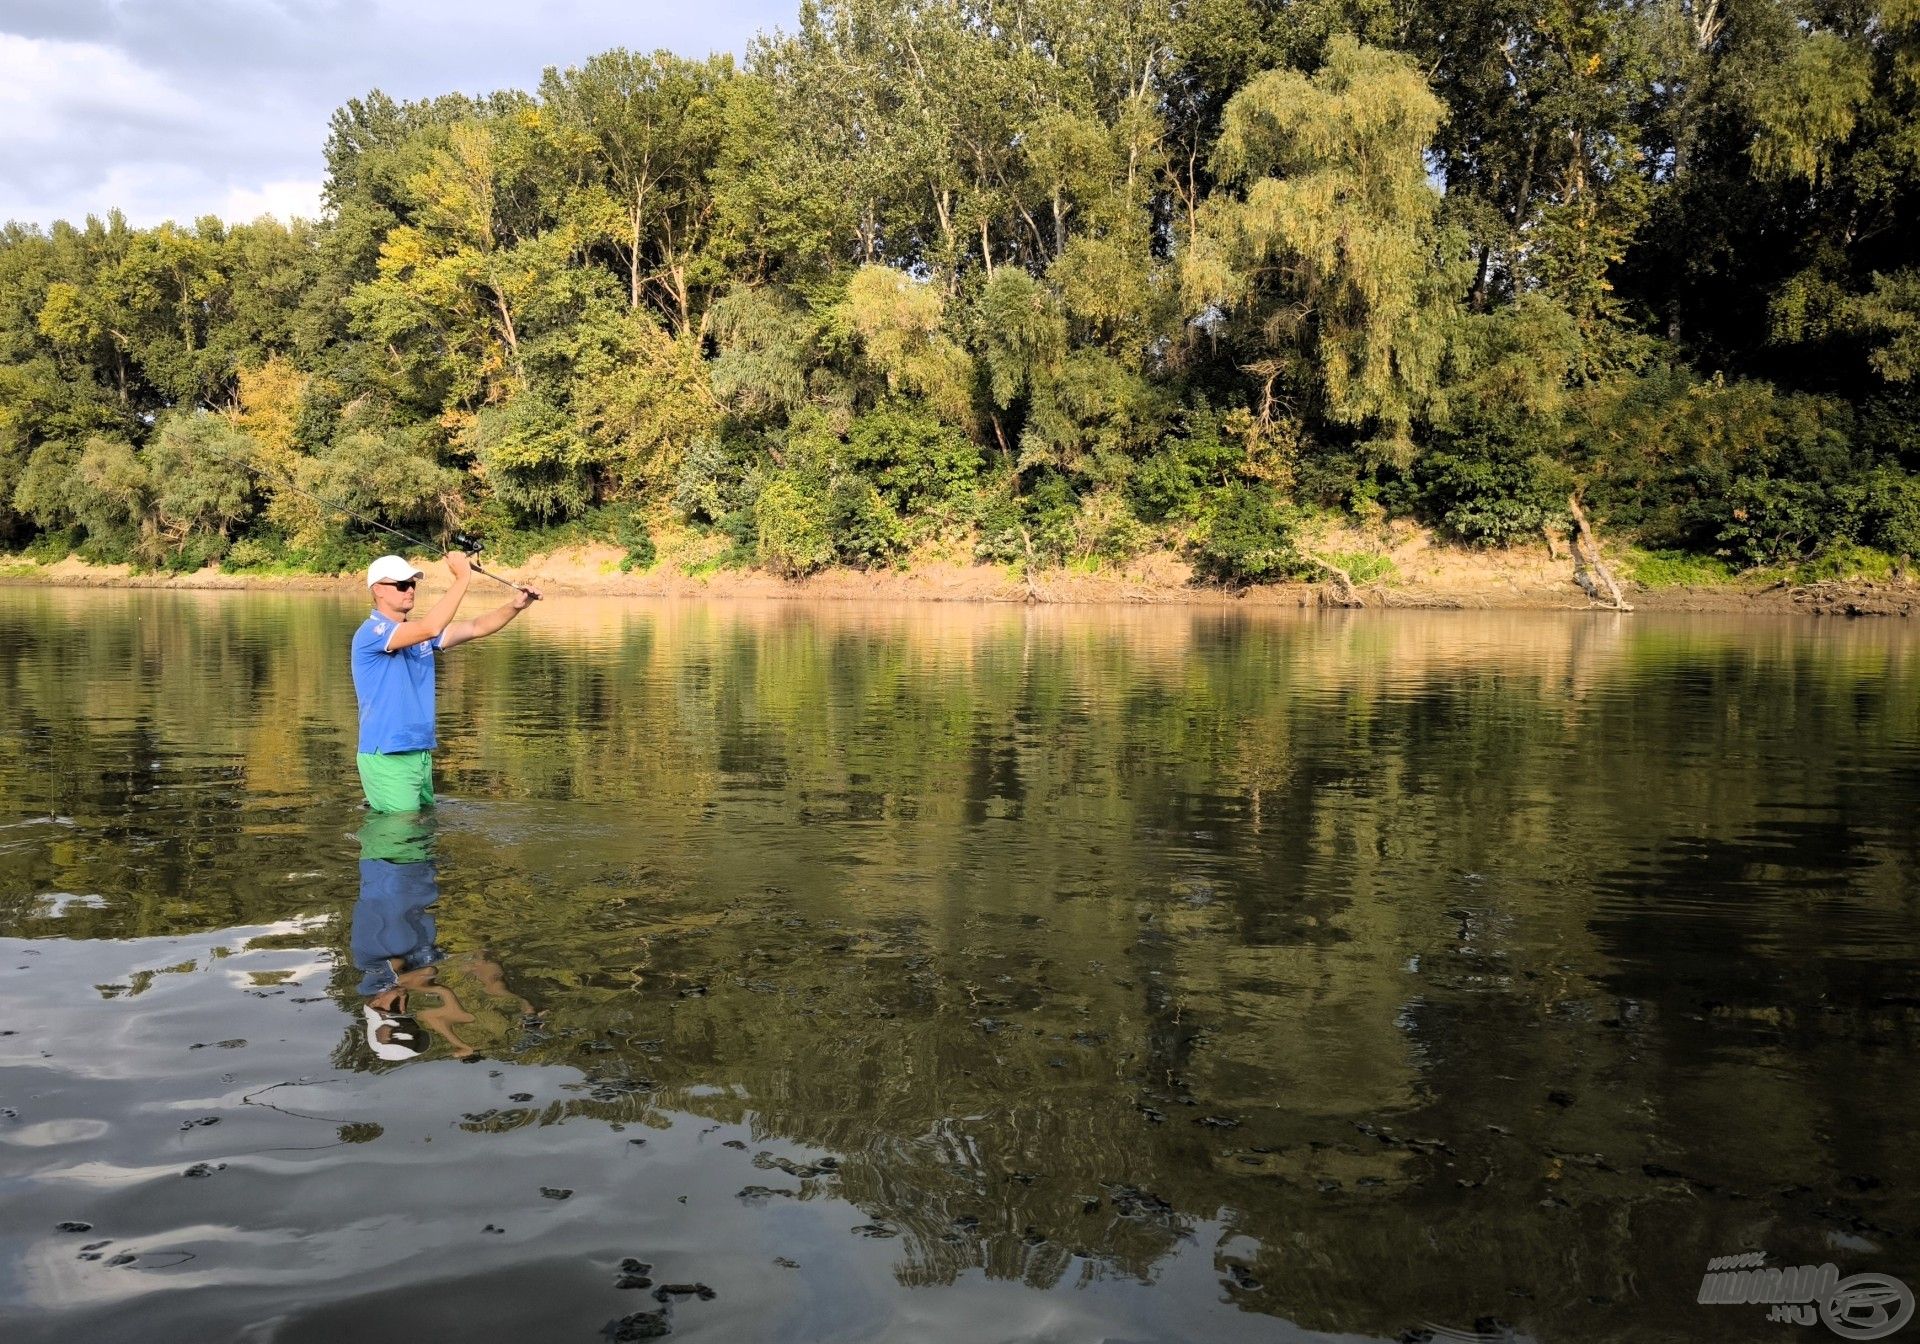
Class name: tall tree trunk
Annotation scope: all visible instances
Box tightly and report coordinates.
[492,287,526,383]
[630,209,643,310]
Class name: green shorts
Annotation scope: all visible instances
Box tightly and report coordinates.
[357,750,435,813]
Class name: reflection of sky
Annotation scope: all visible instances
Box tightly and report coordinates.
[0,1,798,229]
[0,924,1294,1342]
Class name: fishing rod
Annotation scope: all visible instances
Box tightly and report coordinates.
[199,439,533,596]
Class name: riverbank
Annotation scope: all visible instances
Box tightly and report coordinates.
[3,535,1915,616]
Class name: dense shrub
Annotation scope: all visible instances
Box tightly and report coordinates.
[755,472,832,576]
[1855,468,1920,558]
[614,509,657,572]
[1192,483,1301,584]
[468,393,592,522]
[158,530,230,574]
[1070,488,1149,565]
[1417,441,1572,547]
[826,476,907,567]
[846,400,979,515]
[971,470,1080,565]
[1130,410,1243,523]
[1718,475,1831,566]
[1573,372,1863,564]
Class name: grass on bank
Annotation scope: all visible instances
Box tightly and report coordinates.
[1317,549,1398,585]
[1624,544,1908,589]
[1624,548,1738,588]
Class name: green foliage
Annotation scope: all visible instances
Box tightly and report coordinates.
[826,476,907,568]
[24,525,84,564]
[1572,372,1865,564]
[1,0,1916,585]
[1019,348,1175,484]
[845,400,979,515]
[156,529,231,575]
[614,509,656,573]
[73,437,151,544]
[1846,272,1920,386]
[312,424,461,538]
[223,535,288,572]
[1071,488,1150,566]
[1416,443,1572,548]
[1129,406,1281,523]
[468,392,591,523]
[147,413,257,546]
[1856,469,1920,558]
[840,266,973,426]
[1790,545,1900,583]
[1719,476,1833,567]
[975,270,1066,411]
[1189,37,1456,440]
[1193,482,1301,584]
[1748,34,1874,186]
[755,471,833,578]
[972,470,1082,566]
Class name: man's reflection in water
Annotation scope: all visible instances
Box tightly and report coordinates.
[353,813,535,1061]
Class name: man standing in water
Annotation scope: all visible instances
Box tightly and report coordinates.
[351,551,541,812]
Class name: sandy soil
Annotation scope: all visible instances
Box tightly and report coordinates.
[3,530,1914,616]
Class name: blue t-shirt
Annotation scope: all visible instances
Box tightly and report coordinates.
[350,612,443,754]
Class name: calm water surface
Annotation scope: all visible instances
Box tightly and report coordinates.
[2,590,1917,1344]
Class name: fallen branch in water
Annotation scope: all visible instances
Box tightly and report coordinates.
[1019,528,1047,604]
[1567,496,1633,611]
[1306,553,1366,607]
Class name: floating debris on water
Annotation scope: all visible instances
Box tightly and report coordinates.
[651,1284,716,1302]
[602,1309,672,1340]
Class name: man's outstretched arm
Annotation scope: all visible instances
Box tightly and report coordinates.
[438,582,542,650]
[386,553,474,651]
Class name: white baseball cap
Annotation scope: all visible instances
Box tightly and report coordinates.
[366,555,424,588]
[363,1003,429,1061]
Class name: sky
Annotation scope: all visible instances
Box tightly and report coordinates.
[0,0,797,231]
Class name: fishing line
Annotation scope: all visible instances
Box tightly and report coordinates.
[194,438,531,595]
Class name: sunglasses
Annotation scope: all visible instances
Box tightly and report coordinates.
[379,579,418,592]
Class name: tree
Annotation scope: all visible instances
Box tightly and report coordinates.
[539,50,733,336]
[1185,37,1458,445]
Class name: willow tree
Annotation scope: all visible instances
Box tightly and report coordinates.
[840,265,975,428]
[1184,36,1456,449]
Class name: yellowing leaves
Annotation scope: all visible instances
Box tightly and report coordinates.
[1189,37,1452,436]
[1749,33,1874,184]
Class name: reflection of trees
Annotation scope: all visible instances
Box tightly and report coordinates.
[3,595,1919,1339]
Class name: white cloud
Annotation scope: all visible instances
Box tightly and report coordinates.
[0,33,203,146]
[0,2,796,230]
[220,178,327,225]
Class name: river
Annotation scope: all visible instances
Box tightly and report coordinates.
[1,590,1916,1343]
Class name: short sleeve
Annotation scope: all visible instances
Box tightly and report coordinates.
[354,617,401,656]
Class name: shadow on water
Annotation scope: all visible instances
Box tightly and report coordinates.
[1,592,1917,1342]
